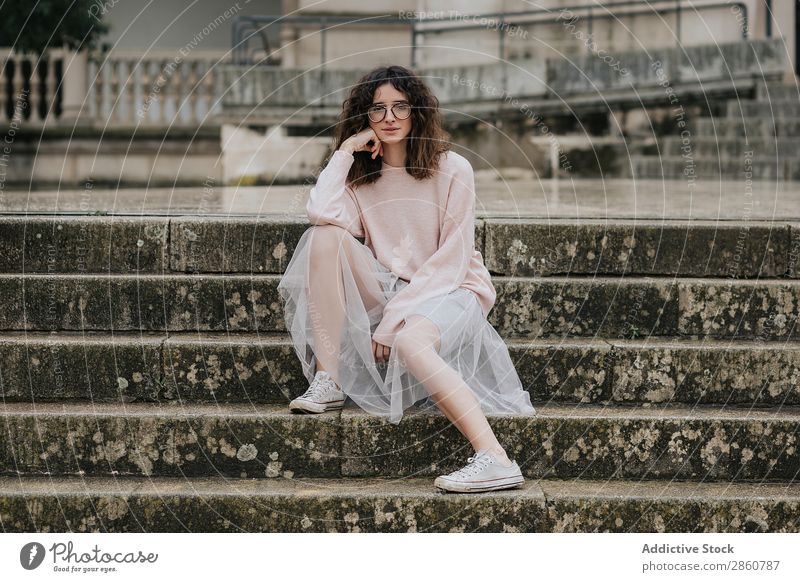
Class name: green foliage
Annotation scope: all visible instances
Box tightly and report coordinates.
[235,174,262,187]
[0,0,110,55]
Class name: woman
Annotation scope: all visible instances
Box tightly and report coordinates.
[277,64,536,493]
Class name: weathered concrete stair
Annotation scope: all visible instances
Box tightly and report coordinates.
[3,272,799,339]
[2,476,799,533]
[2,333,799,406]
[727,100,800,119]
[630,84,800,179]
[2,216,797,277]
[2,402,799,481]
[691,117,800,138]
[654,137,800,157]
[757,83,800,101]
[629,156,800,181]
[0,214,798,532]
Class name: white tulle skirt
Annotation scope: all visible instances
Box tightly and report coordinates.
[277,225,536,425]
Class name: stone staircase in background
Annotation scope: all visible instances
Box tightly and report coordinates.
[630,83,800,180]
[1,214,800,532]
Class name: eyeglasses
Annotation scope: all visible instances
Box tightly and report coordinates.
[366,102,412,122]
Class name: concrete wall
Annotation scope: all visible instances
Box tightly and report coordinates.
[770,0,798,81]
[93,0,796,78]
[278,27,413,69]
[281,0,796,79]
[221,124,329,185]
[98,0,282,53]
[4,130,222,188]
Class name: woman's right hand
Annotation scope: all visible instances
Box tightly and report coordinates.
[372,339,391,364]
[340,128,383,160]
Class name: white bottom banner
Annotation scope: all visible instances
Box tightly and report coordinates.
[1,533,798,581]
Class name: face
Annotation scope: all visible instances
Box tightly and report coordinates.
[367,82,412,143]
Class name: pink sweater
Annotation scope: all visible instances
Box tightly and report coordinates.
[305,149,496,347]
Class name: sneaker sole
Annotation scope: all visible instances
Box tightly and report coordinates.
[288,399,345,414]
[434,475,525,493]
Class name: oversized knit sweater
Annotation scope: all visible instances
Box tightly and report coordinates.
[305,148,497,348]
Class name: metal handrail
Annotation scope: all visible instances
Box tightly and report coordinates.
[410,0,748,67]
[231,1,748,67]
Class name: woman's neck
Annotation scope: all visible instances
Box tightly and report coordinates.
[381,142,406,168]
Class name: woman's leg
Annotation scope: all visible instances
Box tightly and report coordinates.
[306,224,387,386]
[394,315,514,466]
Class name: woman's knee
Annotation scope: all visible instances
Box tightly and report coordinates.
[307,224,356,261]
[394,317,442,362]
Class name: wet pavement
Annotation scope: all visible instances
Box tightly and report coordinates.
[2,177,799,220]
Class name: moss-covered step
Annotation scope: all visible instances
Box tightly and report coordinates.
[339,403,800,481]
[0,403,341,479]
[0,215,485,275]
[490,276,800,340]
[3,333,800,406]
[1,274,798,339]
[539,479,800,533]
[159,335,800,406]
[0,331,164,402]
[484,219,794,278]
[1,475,798,532]
[0,474,545,533]
[168,216,310,274]
[0,216,169,273]
[168,216,486,274]
[7,215,795,279]
[4,401,797,481]
[0,273,285,332]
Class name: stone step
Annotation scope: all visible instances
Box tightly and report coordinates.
[485,219,797,278]
[727,99,800,118]
[1,475,798,532]
[0,215,171,273]
[629,155,800,181]
[1,274,798,340]
[340,403,800,481]
[4,216,798,279]
[692,117,800,137]
[756,83,800,101]
[2,402,799,481]
[2,332,800,406]
[0,215,479,274]
[654,136,800,158]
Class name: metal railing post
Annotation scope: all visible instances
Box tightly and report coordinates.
[411,27,417,68]
[320,17,327,72]
[499,15,506,61]
[587,4,593,53]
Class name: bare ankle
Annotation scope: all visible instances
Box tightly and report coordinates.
[487,446,512,466]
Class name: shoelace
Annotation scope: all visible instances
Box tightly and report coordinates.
[447,452,494,479]
[303,374,337,398]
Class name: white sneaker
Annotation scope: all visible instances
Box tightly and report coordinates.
[289,370,346,413]
[434,449,524,493]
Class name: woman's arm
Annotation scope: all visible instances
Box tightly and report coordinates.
[306,149,365,238]
[371,157,476,347]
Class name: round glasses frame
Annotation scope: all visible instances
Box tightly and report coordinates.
[366,102,412,123]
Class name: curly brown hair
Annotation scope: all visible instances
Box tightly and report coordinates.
[331,65,451,189]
